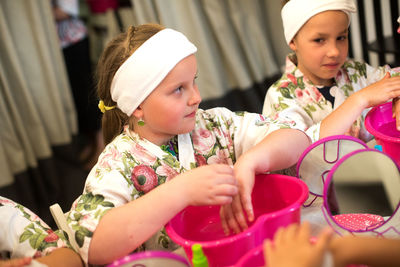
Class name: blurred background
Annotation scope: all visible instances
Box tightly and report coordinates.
[0,0,399,227]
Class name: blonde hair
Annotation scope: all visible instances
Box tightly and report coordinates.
[96,23,165,145]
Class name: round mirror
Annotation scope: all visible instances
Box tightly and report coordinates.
[323,149,400,237]
[296,135,368,197]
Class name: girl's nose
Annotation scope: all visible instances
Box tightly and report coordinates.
[327,43,340,58]
[188,85,202,106]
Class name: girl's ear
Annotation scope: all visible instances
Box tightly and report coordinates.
[289,39,297,51]
[132,106,144,119]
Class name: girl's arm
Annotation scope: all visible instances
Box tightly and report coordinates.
[220,128,311,235]
[36,248,83,267]
[88,164,237,264]
[330,235,400,267]
[320,73,400,139]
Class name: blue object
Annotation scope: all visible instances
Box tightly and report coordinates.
[374,144,383,152]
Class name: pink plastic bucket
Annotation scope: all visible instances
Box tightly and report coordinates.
[165,174,308,267]
[234,244,264,267]
[106,251,190,267]
[365,102,400,167]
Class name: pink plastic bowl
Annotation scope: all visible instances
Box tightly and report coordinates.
[365,102,400,167]
[165,174,309,267]
[234,244,264,267]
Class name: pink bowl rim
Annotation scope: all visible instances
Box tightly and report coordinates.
[323,148,400,234]
[106,251,190,267]
[234,243,263,266]
[165,174,309,249]
[365,102,400,143]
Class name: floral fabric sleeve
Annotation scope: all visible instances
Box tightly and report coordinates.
[336,60,400,141]
[262,57,332,143]
[0,197,67,260]
[200,107,303,158]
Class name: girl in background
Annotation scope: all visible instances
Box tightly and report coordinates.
[262,0,400,144]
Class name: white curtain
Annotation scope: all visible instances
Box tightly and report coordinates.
[88,0,282,100]
[0,0,77,187]
[0,0,287,188]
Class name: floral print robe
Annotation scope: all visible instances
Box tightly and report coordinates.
[66,107,299,264]
[262,53,400,143]
[0,196,68,260]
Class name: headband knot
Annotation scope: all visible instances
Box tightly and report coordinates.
[98,100,116,113]
[282,0,356,45]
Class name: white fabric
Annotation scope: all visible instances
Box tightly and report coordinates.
[281,0,356,44]
[110,28,197,116]
[56,0,78,16]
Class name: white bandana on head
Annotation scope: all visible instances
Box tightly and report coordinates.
[110,28,197,116]
[282,0,356,45]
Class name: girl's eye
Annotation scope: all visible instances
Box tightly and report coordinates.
[174,86,183,93]
[338,35,347,41]
[193,75,198,85]
[313,38,324,43]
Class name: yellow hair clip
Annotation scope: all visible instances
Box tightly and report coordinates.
[98,100,116,113]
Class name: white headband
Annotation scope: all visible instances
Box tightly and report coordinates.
[110,28,197,116]
[282,0,356,45]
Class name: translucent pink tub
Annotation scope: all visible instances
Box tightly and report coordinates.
[165,174,308,267]
[365,102,400,167]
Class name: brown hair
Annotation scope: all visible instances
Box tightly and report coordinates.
[96,23,165,145]
[281,0,290,8]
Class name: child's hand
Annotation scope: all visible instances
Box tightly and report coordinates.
[355,72,400,109]
[219,154,257,235]
[393,97,400,131]
[178,164,238,206]
[0,257,32,267]
[263,222,333,267]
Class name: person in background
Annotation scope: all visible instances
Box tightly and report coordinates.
[264,222,400,267]
[0,196,83,267]
[52,0,103,170]
[262,0,400,144]
[65,23,311,266]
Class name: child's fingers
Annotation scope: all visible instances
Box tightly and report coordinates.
[263,239,273,265]
[217,183,238,197]
[240,190,254,222]
[392,97,400,130]
[315,227,334,251]
[220,203,242,235]
[273,226,285,245]
[283,223,299,242]
[213,195,234,206]
[297,221,311,241]
[231,196,248,232]
[219,206,231,236]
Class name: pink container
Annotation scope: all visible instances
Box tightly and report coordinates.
[165,174,308,267]
[106,251,190,267]
[365,102,400,167]
[234,244,264,267]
